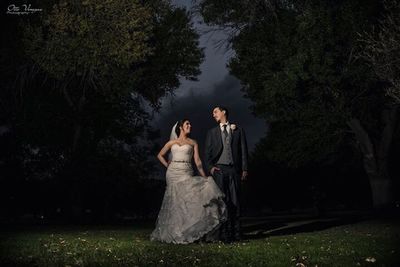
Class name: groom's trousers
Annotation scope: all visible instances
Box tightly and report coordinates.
[213,164,241,241]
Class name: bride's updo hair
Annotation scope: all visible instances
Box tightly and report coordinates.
[175,118,189,137]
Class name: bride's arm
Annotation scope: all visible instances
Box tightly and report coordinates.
[193,141,207,178]
[157,141,173,168]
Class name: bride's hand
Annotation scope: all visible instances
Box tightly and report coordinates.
[210,166,220,175]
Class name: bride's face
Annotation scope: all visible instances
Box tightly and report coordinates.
[181,120,191,135]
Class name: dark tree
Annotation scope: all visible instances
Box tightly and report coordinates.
[198,0,399,208]
[0,0,203,221]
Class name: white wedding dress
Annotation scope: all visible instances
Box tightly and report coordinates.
[150,144,227,244]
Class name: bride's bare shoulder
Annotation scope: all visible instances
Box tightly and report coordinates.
[187,138,197,146]
[166,140,177,147]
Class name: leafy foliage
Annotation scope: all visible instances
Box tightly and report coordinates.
[199,0,386,167]
[24,0,153,81]
[358,0,400,104]
[23,0,204,105]
[1,0,203,219]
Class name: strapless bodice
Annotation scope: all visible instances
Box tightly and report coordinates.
[170,143,193,162]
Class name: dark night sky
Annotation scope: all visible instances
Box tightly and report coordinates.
[151,0,267,154]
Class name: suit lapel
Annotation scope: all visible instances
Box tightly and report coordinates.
[215,126,223,147]
[230,125,235,146]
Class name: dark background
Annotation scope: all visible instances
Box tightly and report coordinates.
[1,0,399,225]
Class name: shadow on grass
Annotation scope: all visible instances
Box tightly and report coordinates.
[242,214,370,239]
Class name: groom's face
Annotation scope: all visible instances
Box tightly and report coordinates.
[212,108,226,123]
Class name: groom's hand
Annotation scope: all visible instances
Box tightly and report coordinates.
[210,167,220,175]
[241,171,248,181]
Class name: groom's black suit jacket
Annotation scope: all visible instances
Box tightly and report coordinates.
[204,124,248,175]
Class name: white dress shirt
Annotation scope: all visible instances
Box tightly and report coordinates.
[219,122,231,134]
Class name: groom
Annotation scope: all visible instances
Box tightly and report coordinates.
[205,106,248,242]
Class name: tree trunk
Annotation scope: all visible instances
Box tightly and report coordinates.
[61,84,86,221]
[62,85,85,154]
[72,123,82,153]
[347,107,398,208]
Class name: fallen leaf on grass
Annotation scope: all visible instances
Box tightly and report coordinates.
[365,257,376,263]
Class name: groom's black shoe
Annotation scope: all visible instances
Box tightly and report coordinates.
[221,232,237,244]
[233,232,242,241]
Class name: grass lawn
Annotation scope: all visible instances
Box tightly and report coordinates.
[0,219,399,266]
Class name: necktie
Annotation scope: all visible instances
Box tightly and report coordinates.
[222,124,228,138]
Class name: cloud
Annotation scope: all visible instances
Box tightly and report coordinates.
[171,0,232,99]
[152,0,267,154]
[152,74,267,154]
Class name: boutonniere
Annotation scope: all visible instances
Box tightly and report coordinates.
[230,124,237,131]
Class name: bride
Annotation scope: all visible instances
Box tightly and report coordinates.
[150,119,226,244]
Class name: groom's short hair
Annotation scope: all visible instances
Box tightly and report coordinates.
[214,106,229,118]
